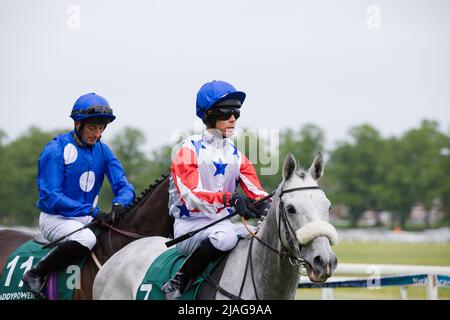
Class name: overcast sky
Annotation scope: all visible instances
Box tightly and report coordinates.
[1,0,449,155]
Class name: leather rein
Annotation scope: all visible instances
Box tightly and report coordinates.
[98,219,147,257]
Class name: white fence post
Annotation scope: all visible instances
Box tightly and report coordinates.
[426,274,438,300]
[399,286,408,300]
[321,288,334,300]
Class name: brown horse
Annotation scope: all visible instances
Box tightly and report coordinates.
[0,173,172,300]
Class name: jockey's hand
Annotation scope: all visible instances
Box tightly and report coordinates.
[94,211,112,224]
[230,193,259,220]
[254,199,270,217]
[110,204,127,223]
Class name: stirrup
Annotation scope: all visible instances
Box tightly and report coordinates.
[23,271,49,300]
[162,279,182,300]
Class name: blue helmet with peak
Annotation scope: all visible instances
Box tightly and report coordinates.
[70,93,116,124]
[196,80,246,120]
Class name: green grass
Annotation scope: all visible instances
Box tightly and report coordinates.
[333,241,450,266]
[295,241,450,300]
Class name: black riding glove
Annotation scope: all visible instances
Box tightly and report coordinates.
[229,193,259,220]
[110,204,127,223]
[94,211,112,224]
[254,199,270,217]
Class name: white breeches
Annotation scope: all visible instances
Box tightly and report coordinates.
[174,218,255,256]
[39,212,97,250]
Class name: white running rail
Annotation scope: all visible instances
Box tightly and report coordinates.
[298,263,450,300]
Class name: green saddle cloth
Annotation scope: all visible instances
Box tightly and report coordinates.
[0,240,86,300]
[136,247,222,300]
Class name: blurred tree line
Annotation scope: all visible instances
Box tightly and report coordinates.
[0,119,448,228]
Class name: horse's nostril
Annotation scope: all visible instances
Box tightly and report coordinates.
[332,255,338,270]
[313,255,324,269]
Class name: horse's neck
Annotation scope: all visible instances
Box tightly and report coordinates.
[95,178,172,262]
[95,206,147,260]
[249,199,299,299]
[125,178,171,235]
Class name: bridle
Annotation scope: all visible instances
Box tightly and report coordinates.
[207,185,324,300]
[277,186,322,264]
[246,186,322,264]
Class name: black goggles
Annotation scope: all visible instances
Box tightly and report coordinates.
[72,105,113,116]
[210,107,240,120]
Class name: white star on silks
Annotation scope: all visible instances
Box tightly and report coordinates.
[191,139,206,156]
[213,159,228,176]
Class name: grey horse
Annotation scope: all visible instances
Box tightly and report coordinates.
[93,152,338,300]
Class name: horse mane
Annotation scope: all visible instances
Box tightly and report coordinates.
[124,171,170,212]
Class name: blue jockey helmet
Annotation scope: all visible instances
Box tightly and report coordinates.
[196,80,246,120]
[70,93,116,123]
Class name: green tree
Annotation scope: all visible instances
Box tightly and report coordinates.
[234,128,275,191]
[100,127,173,211]
[99,127,151,211]
[279,124,326,168]
[0,127,67,225]
[233,124,326,193]
[0,129,6,146]
[385,120,450,227]
[327,124,386,227]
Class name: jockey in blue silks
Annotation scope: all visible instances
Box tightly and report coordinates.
[22,92,135,299]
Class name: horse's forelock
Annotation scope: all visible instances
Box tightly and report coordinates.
[295,169,307,180]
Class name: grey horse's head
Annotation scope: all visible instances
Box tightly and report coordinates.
[278,152,338,283]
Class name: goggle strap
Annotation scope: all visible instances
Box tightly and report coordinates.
[71,105,113,116]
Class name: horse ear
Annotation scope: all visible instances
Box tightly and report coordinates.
[309,152,325,181]
[283,153,297,181]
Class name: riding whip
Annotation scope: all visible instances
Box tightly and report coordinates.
[165,190,275,248]
[42,220,99,249]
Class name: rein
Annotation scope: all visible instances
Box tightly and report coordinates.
[99,220,148,239]
[101,221,148,238]
[101,221,148,255]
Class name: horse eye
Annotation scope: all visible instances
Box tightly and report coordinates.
[286,205,296,214]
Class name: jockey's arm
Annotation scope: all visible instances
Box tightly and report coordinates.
[237,154,268,200]
[171,146,231,213]
[102,144,136,206]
